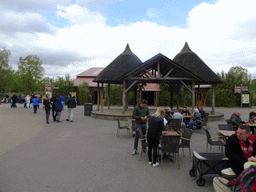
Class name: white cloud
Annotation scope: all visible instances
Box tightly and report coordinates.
[56,4,106,25]
[2,0,256,79]
[146,8,158,18]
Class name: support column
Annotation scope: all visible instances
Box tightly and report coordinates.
[192,81,195,114]
[197,84,200,108]
[177,84,180,110]
[211,84,215,114]
[97,82,99,111]
[101,83,104,113]
[108,83,110,109]
[122,80,126,113]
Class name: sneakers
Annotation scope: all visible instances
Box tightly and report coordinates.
[153,162,159,167]
[149,162,152,165]
[66,119,69,121]
[132,150,137,155]
[143,148,148,153]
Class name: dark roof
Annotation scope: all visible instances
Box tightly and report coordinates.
[93,44,142,83]
[122,53,201,83]
[173,42,222,84]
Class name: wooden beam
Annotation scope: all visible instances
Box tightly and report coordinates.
[211,84,215,114]
[157,61,161,77]
[97,82,99,111]
[164,68,173,77]
[122,80,126,113]
[180,80,192,93]
[108,83,110,109]
[125,81,138,93]
[145,69,153,78]
[192,80,195,114]
[101,83,104,113]
[129,77,195,81]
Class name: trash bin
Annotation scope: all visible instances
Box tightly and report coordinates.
[84,103,92,116]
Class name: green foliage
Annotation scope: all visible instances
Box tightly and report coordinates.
[0,47,11,92]
[53,74,74,100]
[17,55,45,92]
[104,85,123,106]
[77,82,90,105]
[159,84,170,106]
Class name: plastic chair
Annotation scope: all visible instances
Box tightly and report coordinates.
[179,128,193,161]
[204,128,225,152]
[117,119,130,137]
[160,135,181,169]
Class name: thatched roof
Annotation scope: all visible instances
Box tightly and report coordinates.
[173,42,222,84]
[93,44,142,83]
[122,53,201,83]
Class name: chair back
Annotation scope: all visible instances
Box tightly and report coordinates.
[165,124,172,131]
[204,128,212,145]
[202,115,208,126]
[161,135,180,153]
[218,124,233,130]
[117,119,121,128]
[170,118,181,131]
[181,128,193,147]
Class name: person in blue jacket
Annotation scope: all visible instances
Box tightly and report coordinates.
[32,96,39,113]
[54,98,62,122]
[59,95,65,111]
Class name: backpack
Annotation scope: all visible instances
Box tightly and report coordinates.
[54,101,62,112]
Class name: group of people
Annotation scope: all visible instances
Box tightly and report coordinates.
[131,100,207,167]
[8,92,76,124]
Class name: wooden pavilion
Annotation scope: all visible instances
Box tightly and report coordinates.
[93,43,222,114]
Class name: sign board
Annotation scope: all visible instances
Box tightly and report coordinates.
[235,86,248,93]
[242,94,250,104]
[53,87,59,89]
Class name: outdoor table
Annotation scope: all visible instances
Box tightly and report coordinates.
[162,131,180,136]
[183,115,193,121]
[247,123,256,135]
[218,130,235,142]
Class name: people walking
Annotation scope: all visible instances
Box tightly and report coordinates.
[25,94,31,108]
[50,94,57,121]
[43,94,51,124]
[66,94,76,122]
[59,95,65,111]
[54,98,62,122]
[11,93,18,108]
[32,96,39,113]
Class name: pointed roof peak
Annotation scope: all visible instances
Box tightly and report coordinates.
[123,43,132,54]
[180,42,193,53]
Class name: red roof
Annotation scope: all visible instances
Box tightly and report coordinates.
[143,83,159,91]
[76,67,104,77]
[73,77,100,87]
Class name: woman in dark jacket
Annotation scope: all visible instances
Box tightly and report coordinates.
[147,107,165,167]
[43,94,51,124]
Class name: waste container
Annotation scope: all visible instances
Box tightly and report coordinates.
[84,103,92,116]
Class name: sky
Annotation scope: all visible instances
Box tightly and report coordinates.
[1,0,256,79]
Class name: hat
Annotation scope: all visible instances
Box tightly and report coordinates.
[194,108,199,113]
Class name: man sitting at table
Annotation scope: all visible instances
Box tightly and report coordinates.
[225,125,256,176]
[188,108,202,130]
[198,107,207,120]
[164,107,173,124]
[181,106,191,127]
[229,111,245,130]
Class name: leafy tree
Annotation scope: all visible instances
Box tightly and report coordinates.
[0,47,11,92]
[53,74,74,100]
[77,82,90,105]
[17,55,45,92]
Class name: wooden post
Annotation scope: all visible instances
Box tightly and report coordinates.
[197,84,200,108]
[192,81,195,114]
[211,84,215,114]
[122,80,126,113]
[108,83,110,109]
[177,84,180,110]
[97,82,99,111]
[101,83,104,113]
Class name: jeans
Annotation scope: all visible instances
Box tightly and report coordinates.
[33,105,38,113]
[183,118,190,125]
[45,109,50,120]
[133,123,147,150]
[67,108,74,121]
[56,112,61,121]
[26,101,30,108]
[188,121,195,130]
[52,107,56,120]
[61,101,64,110]
[147,133,160,164]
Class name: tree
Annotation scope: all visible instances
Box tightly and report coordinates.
[0,47,11,92]
[53,74,74,100]
[77,82,90,105]
[17,55,45,92]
